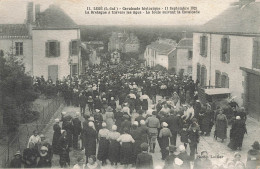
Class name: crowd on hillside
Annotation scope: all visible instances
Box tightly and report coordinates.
[9,63,260,169]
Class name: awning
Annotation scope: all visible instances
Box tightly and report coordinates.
[204,88,231,95]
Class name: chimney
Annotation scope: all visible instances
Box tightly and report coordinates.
[26,2,34,24]
[35,4,40,22]
[182,31,187,39]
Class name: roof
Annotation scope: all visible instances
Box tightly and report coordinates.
[34,5,78,30]
[205,88,231,95]
[147,40,176,55]
[0,24,30,38]
[200,2,260,34]
[177,38,193,49]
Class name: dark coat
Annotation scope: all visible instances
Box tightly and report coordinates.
[79,94,87,107]
[23,148,38,168]
[72,118,82,135]
[167,115,182,132]
[52,124,61,154]
[163,154,176,169]
[137,125,149,143]
[85,127,97,157]
[188,130,199,146]
[136,152,154,169]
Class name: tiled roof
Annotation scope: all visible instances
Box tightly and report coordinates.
[148,40,176,55]
[177,38,193,49]
[34,5,78,29]
[201,2,260,34]
[0,24,30,38]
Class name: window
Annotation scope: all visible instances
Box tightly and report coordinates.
[188,66,192,74]
[45,41,60,57]
[215,70,221,88]
[71,64,78,76]
[200,66,207,87]
[253,38,260,69]
[200,35,208,57]
[15,42,23,55]
[220,37,230,63]
[197,63,201,84]
[188,50,193,60]
[221,73,229,88]
[70,40,79,55]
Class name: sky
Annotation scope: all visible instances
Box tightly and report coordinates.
[0,0,239,25]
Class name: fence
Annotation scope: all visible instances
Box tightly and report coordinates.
[0,97,64,168]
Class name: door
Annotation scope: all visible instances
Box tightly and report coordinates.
[48,65,58,83]
[247,73,260,121]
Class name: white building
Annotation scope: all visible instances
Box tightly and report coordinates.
[174,37,193,75]
[0,2,81,82]
[192,0,260,120]
[144,38,177,70]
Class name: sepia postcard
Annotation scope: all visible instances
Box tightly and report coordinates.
[0,0,259,168]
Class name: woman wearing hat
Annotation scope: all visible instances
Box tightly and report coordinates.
[97,122,110,166]
[159,122,172,160]
[108,125,121,166]
[59,130,70,167]
[105,106,115,131]
[246,141,260,169]
[136,142,154,169]
[37,146,51,168]
[228,116,247,150]
[117,127,135,167]
[52,118,61,154]
[130,121,143,166]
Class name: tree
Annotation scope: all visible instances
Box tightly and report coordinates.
[0,51,37,132]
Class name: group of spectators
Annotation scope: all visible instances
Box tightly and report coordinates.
[9,62,259,169]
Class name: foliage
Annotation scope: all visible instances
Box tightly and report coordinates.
[0,51,38,132]
[152,64,167,71]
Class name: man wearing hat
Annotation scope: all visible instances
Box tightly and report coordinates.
[52,118,61,154]
[146,111,160,153]
[136,143,154,169]
[159,122,172,160]
[130,121,143,166]
[10,151,23,168]
[246,141,260,169]
[79,92,87,116]
[72,112,82,150]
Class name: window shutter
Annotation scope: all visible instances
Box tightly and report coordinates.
[45,42,49,57]
[77,40,80,55]
[226,38,230,63]
[69,41,72,56]
[204,67,207,87]
[205,36,208,57]
[220,38,224,62]
[56,41,60,57]
[257,40,260,69]
[226,76,229,88]
[200,36,203,55]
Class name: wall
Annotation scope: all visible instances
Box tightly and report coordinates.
[0,38,33,75]
[124,43,139,53]
[192,33,253,105]
[168,49,177,70]
[156,54,169,69]
[32,29,80,79]
[176,48,192,75]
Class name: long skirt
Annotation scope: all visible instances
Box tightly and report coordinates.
[160,136,170,160]
[97,137,109,161]
[141,99,148,111]
[52,132,61,154]
[120,142,133,165]
[109,140,120,164]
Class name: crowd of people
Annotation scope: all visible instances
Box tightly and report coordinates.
[9,62,260,169]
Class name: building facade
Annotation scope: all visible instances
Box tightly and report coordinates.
[174,38,193,75]
[144,38,177,70]
[108,32,140,53]
[0,2,81,82]
[192,0,260,120]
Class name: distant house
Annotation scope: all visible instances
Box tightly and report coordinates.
[0,2,81,82]
[192,0,260,119]
[174,37,193,75]
[108,32,140,53]
[144,38,177,70]
[111,50,121,64]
